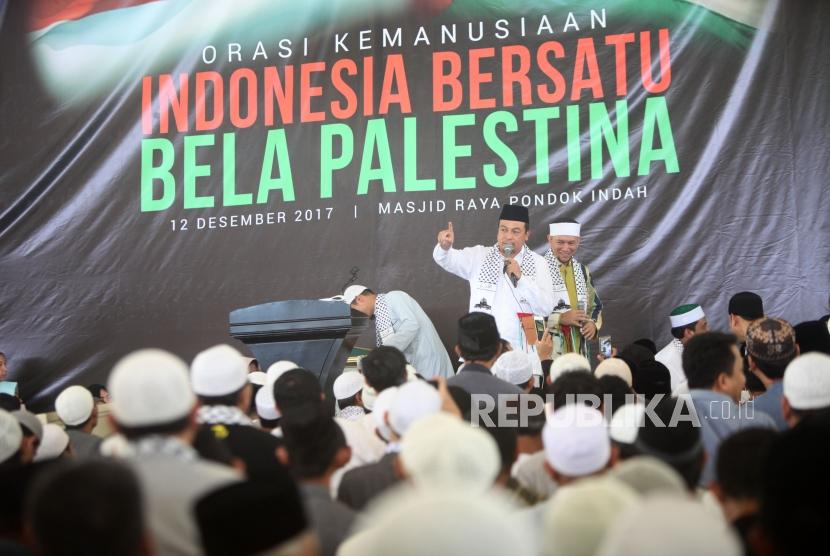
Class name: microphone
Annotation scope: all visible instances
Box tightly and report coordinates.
[502,242,518,287]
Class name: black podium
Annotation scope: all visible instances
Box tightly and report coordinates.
[228,299,369,406]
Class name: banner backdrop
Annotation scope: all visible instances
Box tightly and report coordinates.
[1,0,828,409]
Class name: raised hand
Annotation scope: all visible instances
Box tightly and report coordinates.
[537,329,554,361]
[437,221,454,250]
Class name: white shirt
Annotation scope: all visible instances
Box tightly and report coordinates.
[656,339,686,392]
[330,415,387,498]
[377,290,454,378]
[433,243,553,352]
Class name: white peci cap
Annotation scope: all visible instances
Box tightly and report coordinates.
[595,358,633,388]
[343,285,368,305]
[0,410,23,464]
[190,344,249,397]
[598,496,742,556]
[783,352,830,410]
[12,409,43,441]
[669,304,705,328]
[542,477,638,556]
[388,381,442,437]
[342,489,534,556]
[54,385,95,426]
[543,403,610,477]
[255,385,280,421]
[108,349,195,428]
[333,372,365,400]
[400,412,500,492]
[266,360,298,386]
[372,387,400,442]
[549,222,581,237]
[550,353,592,383]
[361,385,378,411]
[34,424,70,461]
[609,403,646,445]
[492,351,534,386]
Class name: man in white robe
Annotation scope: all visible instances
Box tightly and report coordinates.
[433,205,553,374]
[655,303,709,392]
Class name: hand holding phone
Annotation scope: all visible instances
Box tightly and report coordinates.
[599,336,612,359]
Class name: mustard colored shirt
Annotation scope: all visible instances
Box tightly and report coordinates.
[559,261,579,311]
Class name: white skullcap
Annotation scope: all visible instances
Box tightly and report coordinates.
[34,424,70,462]
[255,385,280,421]
[595,358,633,388]
[400,413,500,492]
[372,387,399,442]
[598,496,742,556]
[12,409,43,440]
[549,222,581,237]
[334,371,365,400]
[361,385,378,411]
[107,349,195,427]
[783,352,830,410]
[190,344,249,397]
[542,477,638,556]
[99,434,133,458]
[543,403,610,477]
[343,285,368,305]
[669,304,705,328]
[348,489,534,556]
[0,409,23,464]
[492,351,534,385]
[388,380,442,437]
[54,385,95,427]
[609,403,646,445]
[247,371,267,386]
[550,353,592,382]
[608,456,687,497]
[266,360,298,386]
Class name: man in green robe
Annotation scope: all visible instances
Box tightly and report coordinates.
[543,220,603,359]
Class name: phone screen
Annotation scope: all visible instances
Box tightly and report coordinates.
[535,318,545,341]
[599,336,612,358]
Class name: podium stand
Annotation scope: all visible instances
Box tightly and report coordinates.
[229,300,369,408]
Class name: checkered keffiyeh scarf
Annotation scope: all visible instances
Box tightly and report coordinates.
[197,405,254,427]
[375,294,393,346]
[131,436,198,462]
[477,244,538,287]
[544,252,588,309]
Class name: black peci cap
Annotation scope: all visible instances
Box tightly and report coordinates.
[499,204,529,225]
[728,292,764,320]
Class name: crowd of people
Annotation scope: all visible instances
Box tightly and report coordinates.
[1,299,829,555]
[1,204,829,556]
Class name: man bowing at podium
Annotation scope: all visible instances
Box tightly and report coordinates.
[342,286,454,379]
